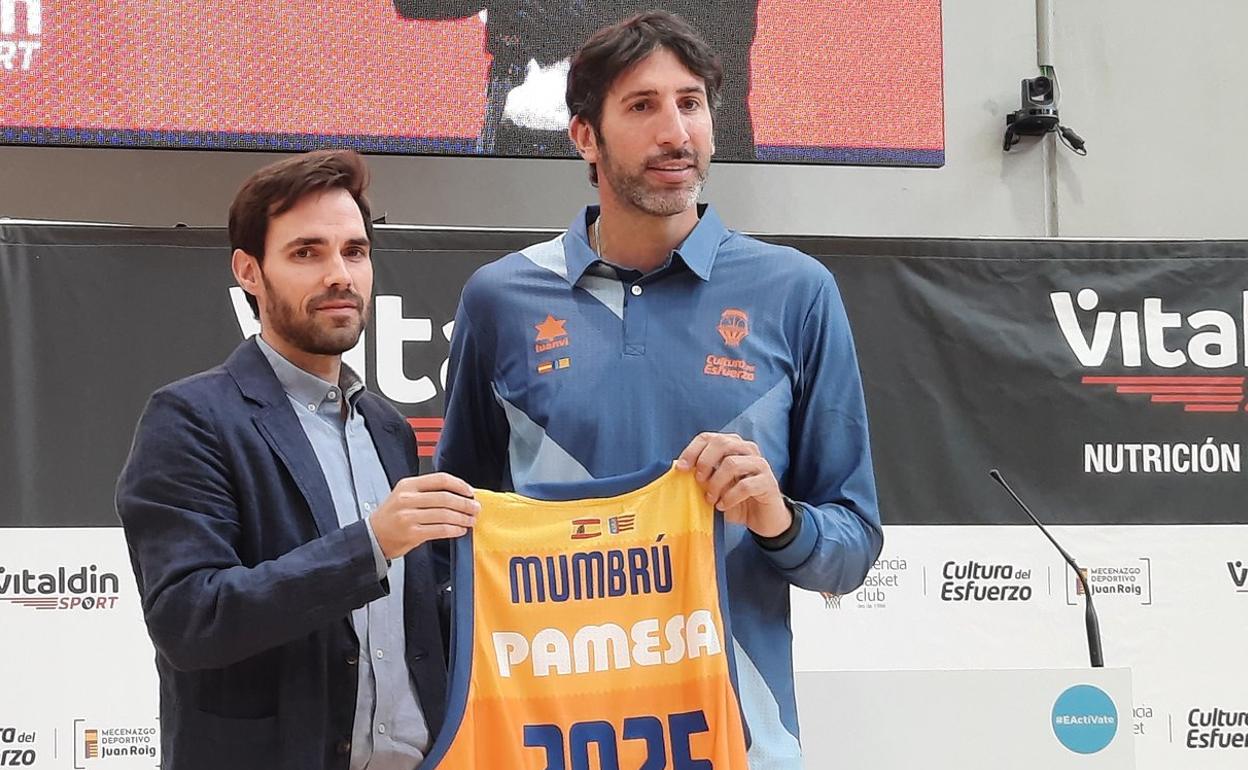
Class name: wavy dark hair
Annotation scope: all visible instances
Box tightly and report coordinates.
[228,149,374,316]
[566,11,723,185]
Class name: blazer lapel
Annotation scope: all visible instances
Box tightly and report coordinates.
[357,396,414,488]
[253,410,341,538]
[225,339,341,538]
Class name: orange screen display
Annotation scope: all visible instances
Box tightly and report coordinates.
[0,1,943,165]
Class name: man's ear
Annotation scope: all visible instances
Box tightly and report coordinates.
[569,115,600,165]
[232,248,261,301]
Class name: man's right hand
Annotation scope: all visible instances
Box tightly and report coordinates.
[370,473,480,560]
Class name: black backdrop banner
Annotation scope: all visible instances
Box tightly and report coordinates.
[3,224,1246,528]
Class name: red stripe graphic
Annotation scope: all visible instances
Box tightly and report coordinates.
[408,418,445,428]
[1082,375,1245,414]
[1082,376,1246,385]
[1116,385,1243,395]
[1152,395,1243,403]
[408,418,444,457]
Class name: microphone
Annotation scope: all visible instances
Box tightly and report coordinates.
[988,469,1104,668]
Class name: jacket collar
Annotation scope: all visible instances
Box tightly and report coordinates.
[562,203,727,285]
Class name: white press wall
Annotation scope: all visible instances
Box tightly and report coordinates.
[1,0,1245,237]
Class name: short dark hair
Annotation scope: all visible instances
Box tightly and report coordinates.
[228,149,374,316]
[566,11,723,185]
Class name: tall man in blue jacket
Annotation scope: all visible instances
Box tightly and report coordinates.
[436,13,882,769]
[116,150,479,770]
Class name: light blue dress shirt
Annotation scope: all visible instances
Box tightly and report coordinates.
[258,337,429,769]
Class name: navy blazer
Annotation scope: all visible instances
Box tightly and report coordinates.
[116,339,447,770]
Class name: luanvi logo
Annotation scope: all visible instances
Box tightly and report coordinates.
[1229,560,1248,593]
[1051,289,1248,414]
[534,314,569,353]
[0,565,121,610]
[0,0,41,72]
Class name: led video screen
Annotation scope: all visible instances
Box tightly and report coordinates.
[0,1,944,165]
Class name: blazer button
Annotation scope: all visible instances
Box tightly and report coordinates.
[336,739,352,755]
[345,654,358,665]
[411,647,427,662]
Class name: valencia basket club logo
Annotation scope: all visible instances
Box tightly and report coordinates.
[717,308,750,348]
[707,308,756,382]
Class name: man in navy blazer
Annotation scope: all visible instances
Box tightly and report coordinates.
[116,150,477,770]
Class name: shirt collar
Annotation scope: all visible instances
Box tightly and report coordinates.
[564,203,727,285]
[255,335,364,411]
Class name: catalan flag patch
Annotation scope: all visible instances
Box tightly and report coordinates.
[537,357,571,375]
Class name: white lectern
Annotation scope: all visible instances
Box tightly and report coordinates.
[796,668,1134,769]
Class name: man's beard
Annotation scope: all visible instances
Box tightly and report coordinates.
[261,273,368,356]
[599,142,708,217]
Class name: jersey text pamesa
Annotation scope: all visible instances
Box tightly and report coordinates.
[493,543,723,678]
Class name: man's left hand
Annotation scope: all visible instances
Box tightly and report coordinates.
[676,432,792,538]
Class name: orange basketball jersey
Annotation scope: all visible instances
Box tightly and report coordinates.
[424,463,750,770]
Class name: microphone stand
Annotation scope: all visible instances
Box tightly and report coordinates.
[990,469,1104,668]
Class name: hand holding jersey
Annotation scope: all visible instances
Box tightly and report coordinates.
[677,431,793,539]
[371,473,480,560]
